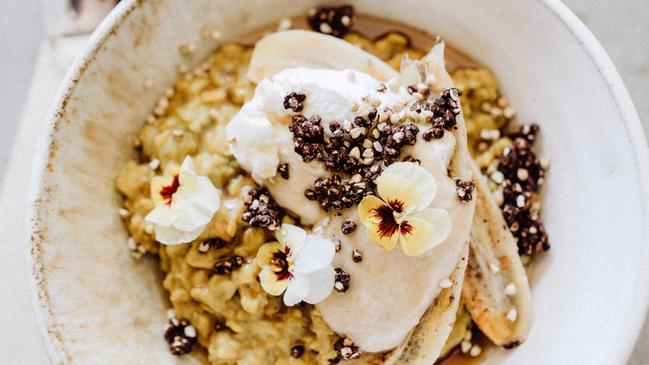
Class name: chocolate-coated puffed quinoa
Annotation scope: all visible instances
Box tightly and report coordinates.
[213,255,244,275]
[283,92,306,113]
[455,179,475,202]
[352,250,363,263]
[164,317,197,356]
[291,344,305,358]
[277,163,290,180]
[341,219,357,234]
[307,5,355,38]
[242,188,285,231]
[332,336,361,361]
[334,268,351,293]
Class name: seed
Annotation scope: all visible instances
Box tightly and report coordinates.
[490,171,504,184]
[277,18,292,31]
[449,88,460,101]
[373,141,383,152]
[349,147,361,159]
[148,159,160,170]
[517,168,529,181]
[127,237,137,251]
[319,22,333,34]
[504,283,517,296]
[184,325,197,338]
[439,278,452,289]
[118,208,129,218]
[461,340,472,354]
[350,127,364,139]
[469,345,482,357]
[507,308,518,322]
[516,194,526,208]
[503,106,516,119]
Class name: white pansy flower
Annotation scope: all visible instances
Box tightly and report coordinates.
[256,224,336,306]
[145,156,220,244]
[358,162,452,256]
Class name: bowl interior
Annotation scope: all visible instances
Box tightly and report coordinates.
[29,0,649,364]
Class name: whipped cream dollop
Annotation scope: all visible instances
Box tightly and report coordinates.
[226,64,471,352]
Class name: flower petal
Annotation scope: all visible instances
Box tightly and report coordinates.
[144,204,180,227]
[303,266,335,304]
[171,174,221,231]
[399,209,452,256]
[283,272,310,306]
[366,221,399,251]
[180,155,195,173]
[150,175,176,206]
[276,224,307,260]
[358,195,387,226]
[152,222,205,245]
[260,266,289,296]
[256,241,284,265]
[292,235,336,274]
[376,162,437,214]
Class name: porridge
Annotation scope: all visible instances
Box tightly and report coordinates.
[115,5,548,364]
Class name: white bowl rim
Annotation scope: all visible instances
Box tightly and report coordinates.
[25,0,649,364]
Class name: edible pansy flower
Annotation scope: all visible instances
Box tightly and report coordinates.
[358,162,452,256]
[256,224,336,306]
[145,156,221,244]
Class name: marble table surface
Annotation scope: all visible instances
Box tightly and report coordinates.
[0,1,647,364]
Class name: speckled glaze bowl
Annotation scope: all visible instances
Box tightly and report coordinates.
[27,0,649,364]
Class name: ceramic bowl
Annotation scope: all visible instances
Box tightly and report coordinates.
[27,0,649,364]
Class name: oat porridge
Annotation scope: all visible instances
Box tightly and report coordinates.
[115,5,548,364]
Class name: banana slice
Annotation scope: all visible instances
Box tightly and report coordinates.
[348,246,469,365]
[461,160,532,348]
[383,244,469,365]
[247,30,399,83]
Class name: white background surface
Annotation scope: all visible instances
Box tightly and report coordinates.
[0,1,647,364]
